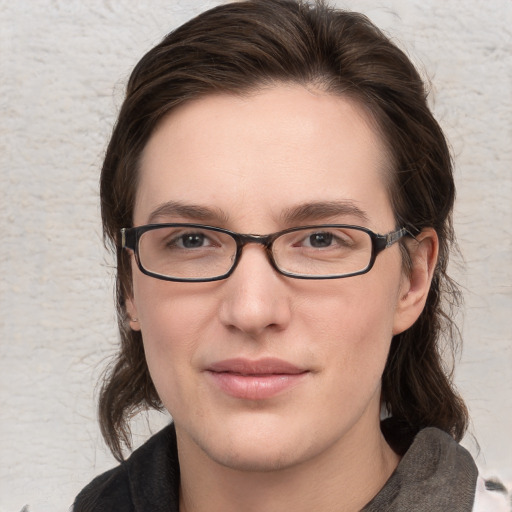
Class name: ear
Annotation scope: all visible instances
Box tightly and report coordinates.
[125,295,141,332]
[392,228,439,335]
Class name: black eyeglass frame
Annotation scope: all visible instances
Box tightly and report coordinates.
[121,223,410,283]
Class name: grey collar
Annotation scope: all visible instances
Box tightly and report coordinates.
[362,427,478,511]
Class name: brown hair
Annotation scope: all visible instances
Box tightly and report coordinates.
[99,0,467,460]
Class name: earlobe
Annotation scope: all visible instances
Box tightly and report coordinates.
[392,228,439,335]
[125,296,141,331]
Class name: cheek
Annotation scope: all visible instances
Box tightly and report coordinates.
[301,268,402,375]
[134,294,213,421]
[130,278,215,391]
[135,281,214,352]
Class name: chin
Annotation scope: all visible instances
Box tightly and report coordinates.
[184,411,339,474]
[203,437,305,473]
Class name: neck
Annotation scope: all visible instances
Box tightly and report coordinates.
[177,415,399,512]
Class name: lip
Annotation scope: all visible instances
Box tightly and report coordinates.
[205,358,309,400]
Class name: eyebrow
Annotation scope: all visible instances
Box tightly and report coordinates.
[147,201,229,225]
[280,200,370,225]
[146,199,369,227]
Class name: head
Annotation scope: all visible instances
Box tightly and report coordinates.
[99,0,467,461]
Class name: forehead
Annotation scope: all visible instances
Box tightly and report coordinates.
[135,85,394,230]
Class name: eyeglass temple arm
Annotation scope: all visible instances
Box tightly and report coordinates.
[120,227,135,250]
[385,227,409,247]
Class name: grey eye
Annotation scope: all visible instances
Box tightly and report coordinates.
[307,232,333,248]
[179,233,207,248]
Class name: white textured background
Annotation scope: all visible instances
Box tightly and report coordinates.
[1,1,511,511]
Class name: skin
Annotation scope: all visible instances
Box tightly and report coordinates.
[126,84,438,512]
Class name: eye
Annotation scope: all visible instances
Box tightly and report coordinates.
[304,232,334,248]
[153,228,220,251]
[298,230,353,249]
[176,232,210,249]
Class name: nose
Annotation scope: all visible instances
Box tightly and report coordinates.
[218,245,292,338]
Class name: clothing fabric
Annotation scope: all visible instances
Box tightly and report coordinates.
[73,424,483,512]
[74,426,180,512]
[361,427,477,511]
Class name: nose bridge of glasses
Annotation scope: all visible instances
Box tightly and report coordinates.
[233,233,277,269]
[236,232,275,248]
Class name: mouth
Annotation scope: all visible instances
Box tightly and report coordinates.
[205,358,309,400]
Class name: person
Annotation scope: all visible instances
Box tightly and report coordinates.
[72,0,495,510]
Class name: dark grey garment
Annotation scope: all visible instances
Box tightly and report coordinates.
[73,425,478,512]
[73,426,180,512]
[362,427,478,511]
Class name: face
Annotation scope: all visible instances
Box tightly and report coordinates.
[127,85,416,472]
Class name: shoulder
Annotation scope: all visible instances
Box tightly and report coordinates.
[72,424,179,512]
[394,428,511,512]
[72,463,131,512]
[364,427,479,511]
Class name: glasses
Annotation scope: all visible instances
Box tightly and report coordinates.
[121,223,409,282]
